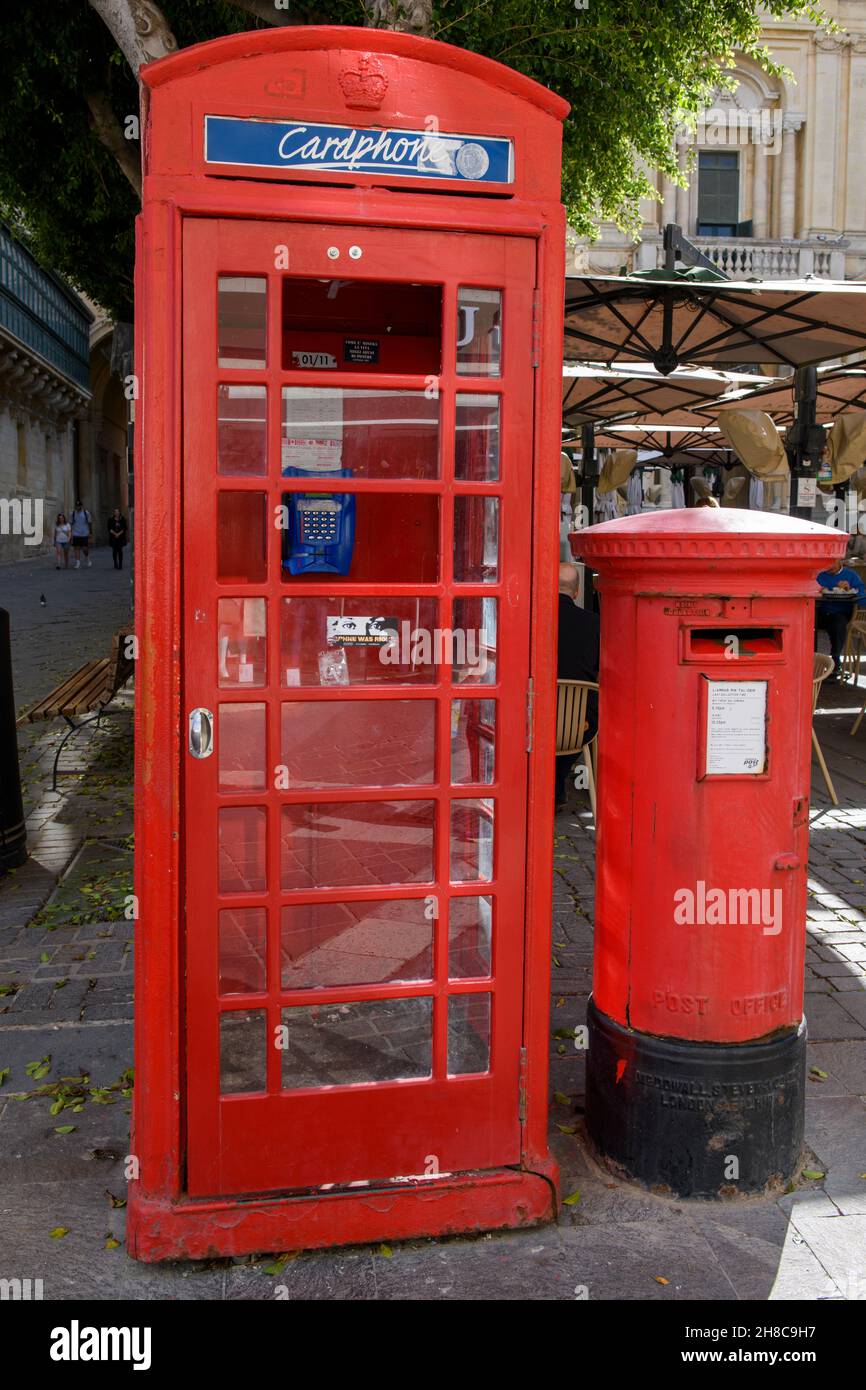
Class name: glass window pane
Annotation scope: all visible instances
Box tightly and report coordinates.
[451,699,495,784]
[451,798,494,883]
[281,899,433,990]
[448,993,491,1074]
[218,276,267,369]
[220,1009,266,1093]
[218,598,267,688]
[282,277,441,376]
[281,800,435,891]
[456,288,501,376]
[281,596,439,686]
[449,896,493,979]
[281,700,435,788]
[281,998,432,1088]
[218,492,267,584]
[452,597,497,684]
[280,490,438,585]
[218,385,267,477]
[282,388,439,480]
[218,806,267,893]
[219,704,266,791]
[455,394,500,481]
[454,496,499,583]
[219,908,267,995]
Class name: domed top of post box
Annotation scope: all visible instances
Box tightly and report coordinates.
[571,508,848,593]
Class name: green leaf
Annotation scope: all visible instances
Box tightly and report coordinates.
[262,1253,291,1276]
[802,1169,825,1181]
[105,1237,121,1250]
[553,1091,571,1106]
[563,1190,581,1206]
[809,1067,829,1079]
[54,1125,75,1134]
[377,1244,393,1257]
[0,1068,9,1087]
[49,1227,69,1239]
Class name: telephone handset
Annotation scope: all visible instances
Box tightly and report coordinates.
[282,466,356,575]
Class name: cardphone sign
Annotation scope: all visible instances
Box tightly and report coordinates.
[204,115,515,183]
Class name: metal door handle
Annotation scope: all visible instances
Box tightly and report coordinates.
[188,708,214,759]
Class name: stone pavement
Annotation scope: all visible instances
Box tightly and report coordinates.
[0,569,865,1297]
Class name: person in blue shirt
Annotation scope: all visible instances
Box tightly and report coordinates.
[815,558,866,679]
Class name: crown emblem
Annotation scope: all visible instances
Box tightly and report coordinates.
[338,54,389,110]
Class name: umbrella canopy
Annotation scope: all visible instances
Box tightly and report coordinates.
[563,272,866,374]
[712,363,866,424]
[579,416,725,457]
[561,363,769,426]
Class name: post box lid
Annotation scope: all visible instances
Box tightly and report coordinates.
[571,508,848,570]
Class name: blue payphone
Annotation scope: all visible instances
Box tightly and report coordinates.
[281,467,356,575]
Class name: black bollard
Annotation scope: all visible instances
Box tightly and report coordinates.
[0,606,27,871]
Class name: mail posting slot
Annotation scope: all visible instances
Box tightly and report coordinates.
[572,509,846,1197]
[128,26,569,1260]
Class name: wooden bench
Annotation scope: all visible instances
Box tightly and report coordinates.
[17,627,135,789]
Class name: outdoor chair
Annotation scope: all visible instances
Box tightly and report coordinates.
[555,679,598,820]
[812,653,838,806]
[841,613,866,684]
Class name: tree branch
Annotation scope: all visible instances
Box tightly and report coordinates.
[364,0,433,35]
[84,89,143,200]
[87,0,178,76]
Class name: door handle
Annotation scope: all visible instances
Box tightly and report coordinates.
[188,707,214,759]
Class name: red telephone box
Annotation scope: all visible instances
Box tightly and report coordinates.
[128,26,568,1259]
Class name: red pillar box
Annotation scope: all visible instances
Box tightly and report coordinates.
[572,509,846,1196]
[128,27,568,1260]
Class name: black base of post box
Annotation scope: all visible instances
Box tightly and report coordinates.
[585,997,806,1198]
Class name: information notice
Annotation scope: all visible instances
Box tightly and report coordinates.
[705,680,767,776]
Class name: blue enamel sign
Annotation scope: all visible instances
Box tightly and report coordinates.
[204,115,514,184]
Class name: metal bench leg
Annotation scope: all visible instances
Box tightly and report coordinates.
[51,713,102,792]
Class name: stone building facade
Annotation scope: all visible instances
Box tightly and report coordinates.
[575,3,866,282]
[0,226,128,566]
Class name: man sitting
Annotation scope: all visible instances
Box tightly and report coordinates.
[815,557,866,679]
[556,562,600,807]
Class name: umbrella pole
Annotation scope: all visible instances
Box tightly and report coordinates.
[580,422,598,610]
[787,366,821,519]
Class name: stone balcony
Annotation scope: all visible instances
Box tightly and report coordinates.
[634,234,847,281]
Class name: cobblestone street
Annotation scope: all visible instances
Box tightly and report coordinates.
[1,547,132,716]
[0,561,865,1298]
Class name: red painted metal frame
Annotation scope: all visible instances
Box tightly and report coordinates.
[129,25,567,1261]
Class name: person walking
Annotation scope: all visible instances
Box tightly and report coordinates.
[53,513,72,569]
[70,500,92,568]
[108,508,128,570]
